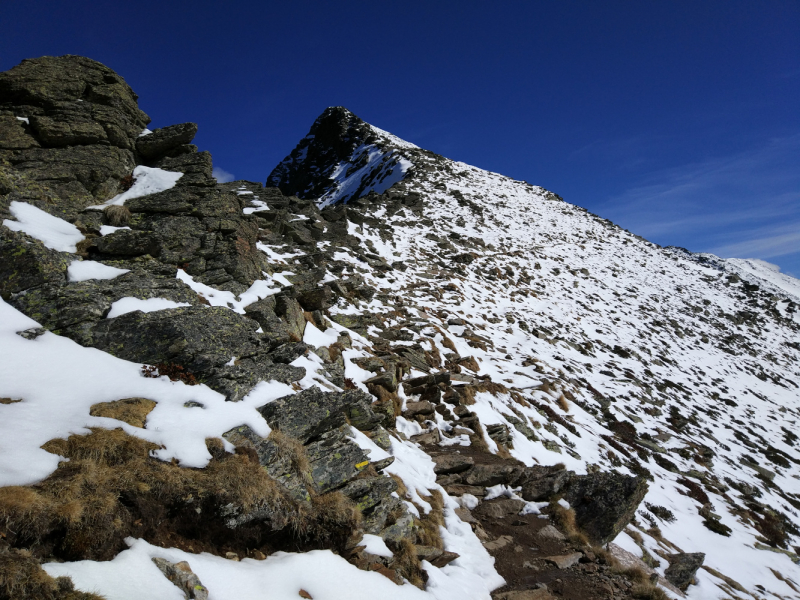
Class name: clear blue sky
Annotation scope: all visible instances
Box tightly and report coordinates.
[3,1,799,274]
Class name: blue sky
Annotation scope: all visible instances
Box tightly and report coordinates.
[3,1,798,274]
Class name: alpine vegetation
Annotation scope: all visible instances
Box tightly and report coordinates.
[1,56,799,600]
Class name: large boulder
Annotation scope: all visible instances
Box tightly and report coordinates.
[664,553,705,591]
[562,471,648,545]
[519,464,571,501]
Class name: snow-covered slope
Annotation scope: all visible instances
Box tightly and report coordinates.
[3,80,800,600]
[267,110,800,599]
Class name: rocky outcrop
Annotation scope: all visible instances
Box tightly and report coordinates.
[0,55,149,217]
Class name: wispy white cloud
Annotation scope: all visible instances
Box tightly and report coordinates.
[596,133,800,261]
[710,225,800,260]
[212,167,235,183]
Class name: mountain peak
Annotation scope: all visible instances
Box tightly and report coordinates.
[267,107,416,206]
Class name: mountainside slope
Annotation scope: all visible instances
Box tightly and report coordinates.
[268,108,800,598]
[1,59,799,600]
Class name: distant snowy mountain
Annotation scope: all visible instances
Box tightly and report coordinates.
[268,107,415,207]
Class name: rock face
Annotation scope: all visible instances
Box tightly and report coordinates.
[0,55,149,216]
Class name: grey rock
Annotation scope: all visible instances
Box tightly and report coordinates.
[562,471,649,545]
[536,524,566,541]
[432,453,474,475]
[664,552,705,591]
[137,122,198,159]
[305,424,370,493]
[92,228,161,257]
[519,465,571,502]
[543,552,583,569]
[0,228,69,297]
[464,463,524,487]
[258,386,380,444]
[151,557,209,600]
[477,498,526,519]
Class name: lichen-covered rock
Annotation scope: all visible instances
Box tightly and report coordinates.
[243,296,297,348]
[9,266,201,345]
[519,464,571,502]
[0,228,69,298]
[90,305,304,400]
[258,386,381,443]
[92,228,161,257]
[222,425,313,502]
[0,56,150,218]
[305,424,371,493]
[562,471,649,545]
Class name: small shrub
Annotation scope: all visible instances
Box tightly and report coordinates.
[645,502,676,523]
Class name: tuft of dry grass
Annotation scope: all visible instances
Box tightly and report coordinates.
[612,565,668,600]
[388,473,409,500]
[300,491,362,546]
[415,490,445,550]
[548,500,588,546]
[390,538,425,588]
[1,428,291,560]
[89,398,156,428]
[103,205,130,227]
[267,429,311,477]
[557,394,570,412]
[0,547,105,600]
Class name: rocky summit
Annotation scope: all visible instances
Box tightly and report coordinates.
[0,56,799,600]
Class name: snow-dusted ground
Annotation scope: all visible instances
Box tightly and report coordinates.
[291,124,800,598]
[2,118,799,599]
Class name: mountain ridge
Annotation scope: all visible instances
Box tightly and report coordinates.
[1,56,799,600]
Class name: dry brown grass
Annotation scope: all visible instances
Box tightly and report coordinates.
[1,429,290,560]
[557,394,570,412]
[103,205,130,227]
[0,547,105,600]
[2,428,369,565]
[388,473,409,500]
[459,385,476,406]
[548,500,588,546]
[610,564,669,600]
[267,430,311,477]
[390,538,425,588]
[89,398,156,428]
[415,490,445,550]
